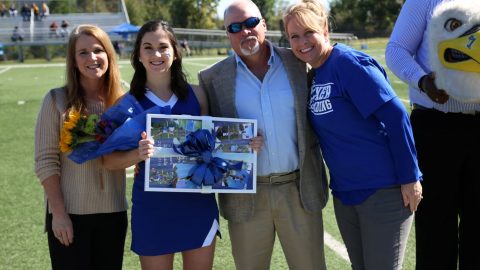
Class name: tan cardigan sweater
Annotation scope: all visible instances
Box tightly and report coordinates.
[34,88,128,215]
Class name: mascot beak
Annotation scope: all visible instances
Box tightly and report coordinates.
[438,25,480,72]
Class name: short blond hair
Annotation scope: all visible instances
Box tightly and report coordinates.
[283,0,329,37]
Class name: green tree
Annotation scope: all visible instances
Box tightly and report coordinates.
[271,0,290,31]
[49,0,119,13]
[252,0,275,28]
[330,0,402,36]
[125,0,171,26]
[77,0,108,13]
[188,0,218,29]
[169,0,218,28]
[126,0,219,29]
[124,0,148,26]
[49,0,76,13]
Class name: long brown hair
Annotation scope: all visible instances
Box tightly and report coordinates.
[65,24,123,112]
[130,20,189,101]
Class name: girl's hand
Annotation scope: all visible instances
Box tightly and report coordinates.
[138,131,154,160]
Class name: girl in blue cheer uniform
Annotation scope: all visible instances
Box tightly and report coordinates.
[103,21,219,270]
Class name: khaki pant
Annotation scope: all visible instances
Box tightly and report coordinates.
[228,181,326,270]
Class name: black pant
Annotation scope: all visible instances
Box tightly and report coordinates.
[411,109,480,270]
[46,211,128,270]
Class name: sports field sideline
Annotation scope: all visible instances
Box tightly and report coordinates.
[0,41,418,269]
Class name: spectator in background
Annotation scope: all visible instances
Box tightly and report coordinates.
[112,40,121,57]
[11,26,24,42]
[41,2,50,20]
[9,3,17,17]
[49,21,59,38]
[60,20,70,38]
[21,3,29,21]
[32,3,40,21]
[1,4,7,18]
[180,39,191,56]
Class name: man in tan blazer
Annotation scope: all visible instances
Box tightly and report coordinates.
[198,1,329,269]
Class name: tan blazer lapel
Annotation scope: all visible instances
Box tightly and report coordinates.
[212,57,239,118]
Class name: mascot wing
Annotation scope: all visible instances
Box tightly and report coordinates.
[428,0,480,103]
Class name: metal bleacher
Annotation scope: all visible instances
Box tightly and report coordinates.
[0,12,128,46]
[0,0,357,60]
[173,28,357,50]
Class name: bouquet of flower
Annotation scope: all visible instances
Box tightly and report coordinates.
[60,110,99,153]
[60,94,171,164]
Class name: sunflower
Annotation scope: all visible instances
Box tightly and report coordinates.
[59,110,85,153]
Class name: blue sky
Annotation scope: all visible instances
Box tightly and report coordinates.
[216,0,331,18]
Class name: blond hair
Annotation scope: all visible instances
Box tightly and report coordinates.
[283,0,329,37]
[65,24,123,112]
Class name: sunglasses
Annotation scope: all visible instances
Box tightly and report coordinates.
[227,17,261,34]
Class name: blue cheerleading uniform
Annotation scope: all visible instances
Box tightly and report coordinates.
[130,86,219,256]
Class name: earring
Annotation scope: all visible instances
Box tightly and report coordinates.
[139,58,142,62]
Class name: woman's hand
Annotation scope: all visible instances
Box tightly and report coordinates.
[52,211,74,246]
[138,131,154,160]
[401,181,423,212]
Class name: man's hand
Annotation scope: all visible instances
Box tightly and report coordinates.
[420,73,449,104]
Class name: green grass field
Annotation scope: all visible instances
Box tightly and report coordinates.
[0,39,417,269]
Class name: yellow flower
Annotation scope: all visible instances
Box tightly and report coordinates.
[63,110,80,130]
[59,141,70,153]
[63,121,76,130]
[59,110,82,152]
[59,128,73,152]
[63,130,73,144]
[69,110,80,123]
[59,109,99,153]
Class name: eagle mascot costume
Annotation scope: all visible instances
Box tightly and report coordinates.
[428,0,480,102]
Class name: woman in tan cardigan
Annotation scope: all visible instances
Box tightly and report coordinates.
[34,25,127,270]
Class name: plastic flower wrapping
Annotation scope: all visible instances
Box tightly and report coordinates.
[60,94,171,164]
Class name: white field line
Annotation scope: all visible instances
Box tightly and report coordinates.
[1,60,133,69]
[361,49,386,54]
[126,166,134,178]
[0,67,11,74]
[183,57,225,61]
[400,98,410,104]
[1,63,66,68]
[324,231,351,262]
[121,79,130,89]
[184,62,212,67]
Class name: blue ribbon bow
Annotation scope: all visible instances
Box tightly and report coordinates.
[173,129,243,186]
